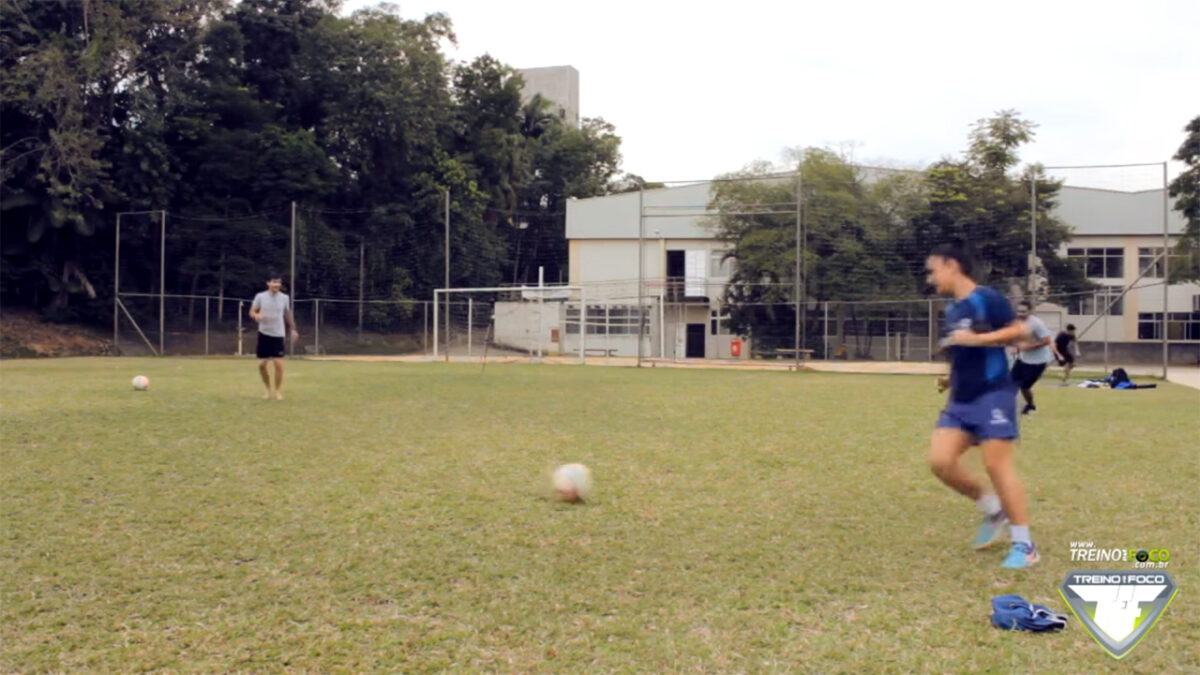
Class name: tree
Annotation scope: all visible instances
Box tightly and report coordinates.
[908,111,1088,297]
[0,0,223,315]
[1,0,628,325]
[713,152,921,354]
[1168,115,1200,282]
[713,111,1090,356]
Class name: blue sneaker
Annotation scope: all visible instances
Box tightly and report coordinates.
[1002,542,1040,569]
[973,512,1009,549]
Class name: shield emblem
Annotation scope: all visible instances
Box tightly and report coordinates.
[1059,571,1178,659]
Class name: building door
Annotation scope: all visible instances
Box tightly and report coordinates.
[686,323,706,358]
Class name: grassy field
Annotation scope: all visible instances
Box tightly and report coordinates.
[2,358,1197,673]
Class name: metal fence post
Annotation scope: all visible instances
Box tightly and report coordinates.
[114,214,121,350]
[928,299,934,361]
[579,288,587,364]
[204,296,210,356]
[237,300,244,356]
[824,301,829,360]
[314,299,321,356]
[159,210,165,356]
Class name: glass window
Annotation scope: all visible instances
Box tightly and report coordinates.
[1068,248,1123,279]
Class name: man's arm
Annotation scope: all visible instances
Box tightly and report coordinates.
[285,303,298,338]
[1018,335,1052,352]
[949,320,1030,347]
[249,298,262,322]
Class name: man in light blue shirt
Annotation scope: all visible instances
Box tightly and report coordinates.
[1011,300,1054,415]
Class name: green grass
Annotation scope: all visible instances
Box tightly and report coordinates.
[2,358,1198,673]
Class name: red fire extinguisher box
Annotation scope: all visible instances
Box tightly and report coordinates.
[730,339,742,357]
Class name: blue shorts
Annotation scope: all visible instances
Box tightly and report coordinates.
[936,386,1019,443]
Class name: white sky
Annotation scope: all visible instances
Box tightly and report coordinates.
[342,0,1199,189]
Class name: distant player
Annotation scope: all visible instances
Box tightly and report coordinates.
[250,273,298,400]
[1011,300,1054,415]
[926,244,1038,569]
[1054,324,1080,384]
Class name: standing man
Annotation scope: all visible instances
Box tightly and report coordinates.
[1011,300,1055,415]
[1054,324,1080,384]
[926,244,1038,570]
[250,273,298,400]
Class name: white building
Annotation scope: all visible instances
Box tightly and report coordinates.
[1051,186,1197,348]
[557,180,1200,362]
[517,66,580,128]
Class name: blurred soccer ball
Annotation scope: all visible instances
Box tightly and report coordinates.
[132,375,150,391]
[553,463,592,503]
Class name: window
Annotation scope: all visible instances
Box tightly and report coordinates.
[1067,286,1123,316]
[685,250,707,297]
[1194,294,1200,312]
[1067,247,1124,279]
[1138,312,1200,341]
[565,305,650,335]
[710,309,731,336]
[1141,248,1190,279]
[710,250,735,278]
[1138,248,1165,278]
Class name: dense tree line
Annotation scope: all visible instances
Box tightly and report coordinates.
[1,0,623,321]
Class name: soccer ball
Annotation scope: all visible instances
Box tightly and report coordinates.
[553,463,592,503]
[132,375,150,391]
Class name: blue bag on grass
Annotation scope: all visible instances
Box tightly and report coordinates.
[990,595,1068,632]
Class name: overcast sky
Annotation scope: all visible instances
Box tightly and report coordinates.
[343,0,1198,189]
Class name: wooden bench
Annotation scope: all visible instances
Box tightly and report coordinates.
[771,348,815,361]
[584,348,619,357]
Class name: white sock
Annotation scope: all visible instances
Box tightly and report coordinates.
[1011,525,1031,545]
[976,494,1003,517]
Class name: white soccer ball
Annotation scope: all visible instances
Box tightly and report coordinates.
[132,375,150,391]
[553,463,592,503]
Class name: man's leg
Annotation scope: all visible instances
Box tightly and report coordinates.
[1012,363,1035,413]
[981,440,1028,527]
[258,359,273,398]
[273,359,285,399]
[931,427,1009,549]
[929,427,982,499]
[981,438,1039,568]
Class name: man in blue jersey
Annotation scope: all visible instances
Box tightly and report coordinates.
[926,244,1038,569]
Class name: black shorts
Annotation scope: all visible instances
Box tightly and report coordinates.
[1057,353,1075,366]
[256,333,286,359]
[1011,361,1047,390]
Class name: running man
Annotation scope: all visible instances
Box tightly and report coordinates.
[1011,300,1054,415]
[1054,324,1080,384]
[926,244,1038,570]
[250,273,298,400]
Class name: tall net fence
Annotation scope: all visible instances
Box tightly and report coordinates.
[111,158,1195,368]
[114,206,448,356]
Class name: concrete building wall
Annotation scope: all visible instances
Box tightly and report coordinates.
[517,66,580,128]
[1050,233,1200,343]
[1056,186,1186,236]
[493,301,560,354]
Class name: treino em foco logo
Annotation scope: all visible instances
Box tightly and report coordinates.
[1059,571,1178,659]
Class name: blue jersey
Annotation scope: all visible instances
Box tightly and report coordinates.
[945,286,1016,402]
